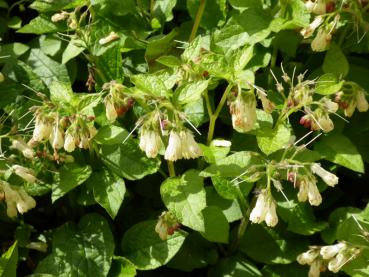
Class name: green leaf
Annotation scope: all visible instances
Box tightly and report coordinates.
[121,220,187,270]
[145,29,177,62]
[156,55,182,67]
[8,16,22,29]
[262,263,308,277]
[0,43,29,61]
[228,0,262,9]
[161,170,206,232]
[0,79,24,108]
[315,73,344,95]
[18,15,65,34]
[270,0,310,31]
[201,206,229,243]
[153,0,177,23]
[201,151,264,178]
[26,49,70,87]
[205,187,242,222]
[183,97,207,127]
[257,124,291,156]
[99,140,161,180]
[323,43,349,78]
[94,125,129,145]
[314,133,364,173]
[239,224,309,264]
[167,232,218,272]
[174,80,208,105]
[208,256,262,277]
[36,214,114,277]
[95,46,124,83]
[39,35,62,56]
[49,81,74,104]
[30,0,86,11]
[108,257,136,277]
[187,0,226,29]
[131,74,170,97]
[211,176,239,200]
[199,142,231,164]
[52,163,92,202]
[0,241,18,277]
[87,170,126,219]
[62,39,85,64]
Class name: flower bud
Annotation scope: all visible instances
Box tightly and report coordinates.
[11,139,34,159]
[229,91,256,133]
[320,242,346,260]
[51,11,69,22]
[311,29,332,52]
[164,131,182,161]
[105,98,117,122]
[99,31,120,45]
[12,165,37,183]
[311,163,338,187]
[356,90,369,112]
[297,248,320,265]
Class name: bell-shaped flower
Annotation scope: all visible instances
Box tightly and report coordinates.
[311,29,332,52]
[64,131,77,152]
[250,189,278,227]
[139,129,163,158]
[33,116,52,142]
[50,126,64,149]
[12,165,37,183]
[105,98,117,122]
[301,16,324,38]
[356,90,369,112]
[99,31,119,45]
[297,176,322,206]
[179,130,202,160]
[320,242,346,260]
[311,163,338,187]
[11,138,34,159]
[16,188,36,214]
[229,91,256,133]
[309,260,322,277]
[164,131,182,161]
[297,248,320,265]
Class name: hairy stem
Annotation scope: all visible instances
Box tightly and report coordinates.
[189,0,206,42]
[207,84,232,144]
[167,160,176,177]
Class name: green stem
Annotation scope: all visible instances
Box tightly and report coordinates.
[268,47,278,87]
[167,161,176,177]
[150,0,155,18]
[207,84,232,145]
[189,0,206,42]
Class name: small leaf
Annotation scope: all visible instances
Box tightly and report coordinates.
[257,124,291,156]
[0,241,18,277]
[121,220,187,270]
[323,43,349,78]
[94,125,129,145]
[156,55,182,67]
[174,80,209,105]
[49,81,74,104]
[315,73,344,95]
[52,163,92,202]
[145,29,177,62]
[314,133,364,173]
[108,257,136,277]
[62,39,85,64]
[18,15,65,34]
[161,170,206,232]
[131,74,170,97]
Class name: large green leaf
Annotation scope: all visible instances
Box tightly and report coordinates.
[52,163,92,202]
[161,170,206,232]
[0,241,18,277]
[314,133,364,173]
[18,15,65,34]
[108,257,136,277]
[239,224,309,264]
[201,206,229,243]
[86,170,126,219]
[36,214,115,277]
[323,43,349,78]
[49,81,74,105]
[93,125,129,145]
[99,140,161,180]
[208,256,262,277]
[121,220,187,270]
[174,80,208,105]
[257,124,291,156]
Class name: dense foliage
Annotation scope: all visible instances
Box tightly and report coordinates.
[1,0,369,276]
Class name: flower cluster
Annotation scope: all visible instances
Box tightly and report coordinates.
[155,211,181,240]
[335,86,369,117]
[164,129,202,161]
[0,181,36,218]
[297,241,361,276]
[249,189,278,227]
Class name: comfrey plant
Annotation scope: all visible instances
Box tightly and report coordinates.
[1,0,369,276]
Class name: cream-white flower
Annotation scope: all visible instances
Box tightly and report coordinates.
[320,242,346,260]
[12,165,37,183]
[33,117,52,142]
[311,163,338,187]
[1,182,36,217]
[139,129,163,158]
[323,98,339,113]
[301,16,324,38]
[180,130,202,160]
[51,11,69,22]
[11,139,34,159]
[105,98,117,122]
[298,176,322,206]
[311,29,331,52]
[50,126,64,149]
[297,248,320,265]
[265,200,278,227]
[309,259,322,277]
[356,90,369,112]
[64,132,76,152]
[327,252,346,273]
[229,92,256,133]
[250,189,278,227]
[99,31,120,45]
[16,188,36,214]
[78,135,90,149]
[164,131,182,161]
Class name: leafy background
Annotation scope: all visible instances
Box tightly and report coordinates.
[1,0,369,276]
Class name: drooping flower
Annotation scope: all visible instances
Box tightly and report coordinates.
[164,130,182,161]
[50,126,64,149]
[12,165,37,183]
[139,129,163,158]
[179,130,202,160]
[309,259,323,277]
[16,188,36,214]
[249,189,278,227]
[327,247,360,273]
[311,29,332,52]
[64,131,77,152]
[1,182,36,217]
[155,211,180,240]
[297,176,322,206]
[51,11,69,22]
[320,242,346,260]
[228,91,256,133]
[11,138,35,159]
[99,31,120,45]
[105,98,118,122]
[311,163,338,187]
[33,116,52,142]
[297,248,320,265]
[356,90,369,112]
[301,16,324,38]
